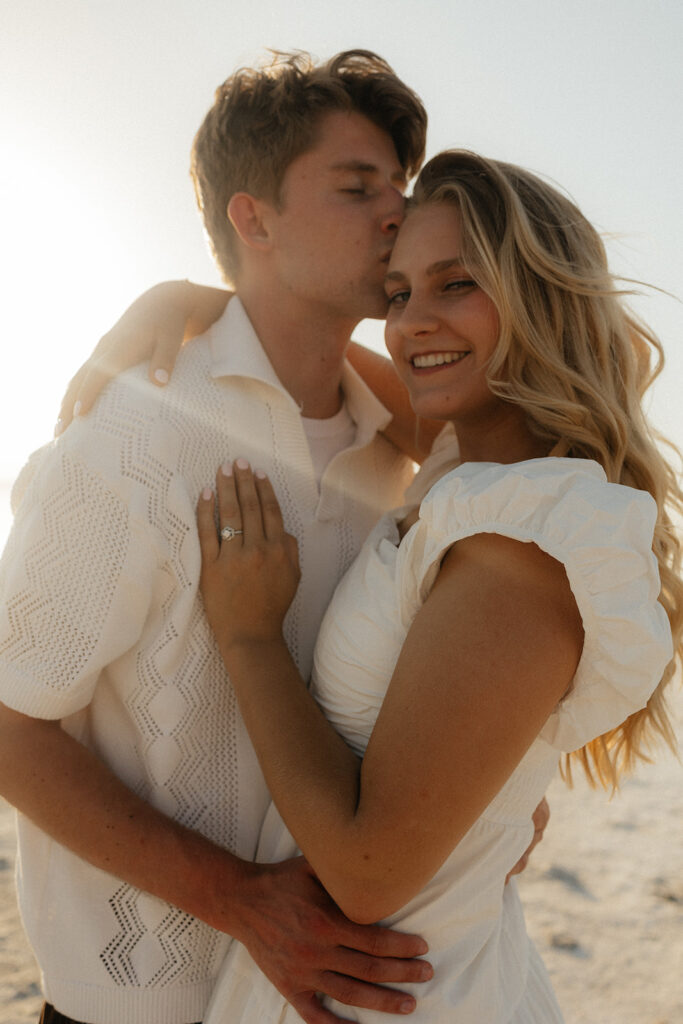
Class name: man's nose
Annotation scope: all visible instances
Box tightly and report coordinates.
[380,189,406,234]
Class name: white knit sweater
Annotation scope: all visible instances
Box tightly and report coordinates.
[0,299,415,1024]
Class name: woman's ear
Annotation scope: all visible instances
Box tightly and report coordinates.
[227,193,273,252]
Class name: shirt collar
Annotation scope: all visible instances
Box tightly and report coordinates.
[208,296,287,395]
[207,295,393,438]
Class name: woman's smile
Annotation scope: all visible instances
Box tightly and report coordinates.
[410,350,470,369]
[384,202,500,427]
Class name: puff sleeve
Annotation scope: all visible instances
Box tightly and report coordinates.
[396,458,673,752]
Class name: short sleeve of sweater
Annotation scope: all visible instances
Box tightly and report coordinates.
[0,440,157,718]
[395,458,673,752]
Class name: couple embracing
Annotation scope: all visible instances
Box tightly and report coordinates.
[0,49,679,1024]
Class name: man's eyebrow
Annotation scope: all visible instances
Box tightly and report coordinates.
[385,257,467,283]
[330,160,407,187]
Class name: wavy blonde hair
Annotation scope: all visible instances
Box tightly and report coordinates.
[412,150,682,789]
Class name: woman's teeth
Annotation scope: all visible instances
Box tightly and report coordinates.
[412,352,468,368]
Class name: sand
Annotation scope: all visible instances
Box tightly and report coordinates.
[2,690,681,1024]
[520,687,683,1024]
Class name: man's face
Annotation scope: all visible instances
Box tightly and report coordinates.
[267,110,407,322]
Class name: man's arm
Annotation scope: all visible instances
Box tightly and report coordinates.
[0,701,431,1022]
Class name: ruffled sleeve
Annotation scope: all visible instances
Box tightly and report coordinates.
[396,458,673,752]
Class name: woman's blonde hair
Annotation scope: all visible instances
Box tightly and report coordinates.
[412,150,682,788]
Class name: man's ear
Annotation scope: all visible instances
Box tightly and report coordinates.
[227,193,273,252]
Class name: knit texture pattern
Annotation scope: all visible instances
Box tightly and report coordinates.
[0,302,414,1024]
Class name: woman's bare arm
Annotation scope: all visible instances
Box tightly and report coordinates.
[55,281,230,433]
[199,462,583,924]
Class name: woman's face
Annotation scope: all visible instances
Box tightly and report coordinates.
[383,202,504,429]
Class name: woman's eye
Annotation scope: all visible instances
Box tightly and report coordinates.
[386,290,410,306]
[445,279,475,292]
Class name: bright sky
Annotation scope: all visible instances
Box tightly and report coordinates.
[1,0,681,488]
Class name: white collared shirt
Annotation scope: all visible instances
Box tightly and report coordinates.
[0,297,415,1024]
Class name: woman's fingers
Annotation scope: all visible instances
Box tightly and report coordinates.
[215,463,243,543]
[55,366,88,435]
[148,329,181,388]
[197,461,300,645]
[205,459,290,553]
[197,486,220,564]
[228,460,268,546]
[253,470,287,540]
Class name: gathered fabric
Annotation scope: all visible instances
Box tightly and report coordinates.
[205,457,671,1024]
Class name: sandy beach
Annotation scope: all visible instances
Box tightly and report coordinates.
[1,686,681,1023]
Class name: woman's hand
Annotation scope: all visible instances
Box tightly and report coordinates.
[198,460,301,651]
[55,282,231,435]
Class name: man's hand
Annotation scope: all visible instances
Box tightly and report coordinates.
[506,797,550,883]
[0,705,430,1023]
[228,857,432,1023]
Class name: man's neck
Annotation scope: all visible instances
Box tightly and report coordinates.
[237,283,358,418]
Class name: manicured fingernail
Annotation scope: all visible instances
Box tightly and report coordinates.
[235,458,249,470]
[202,486,213,500]
[400,999,415,1013]
[154,368,169,385]
[54,419,64,437]
[254,468,266,479]
[221,462,233,477]
[73,401,82,418]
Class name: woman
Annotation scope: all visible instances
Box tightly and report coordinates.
[62,151,680,1021]
[191,151,680,1022]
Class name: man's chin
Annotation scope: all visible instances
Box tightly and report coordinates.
[359,294,390,322]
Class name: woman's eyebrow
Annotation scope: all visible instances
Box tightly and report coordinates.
[385,257,466,283]
[426,257,466,275]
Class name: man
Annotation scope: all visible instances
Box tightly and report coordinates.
[0,50,432,1024]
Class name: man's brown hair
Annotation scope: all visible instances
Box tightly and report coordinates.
[190,49,427,282]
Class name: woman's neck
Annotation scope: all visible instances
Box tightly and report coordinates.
[454,411,550,465]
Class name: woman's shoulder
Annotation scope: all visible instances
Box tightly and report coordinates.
[424,455,609,504]
[418,456,656,541]
[398,456,671,752]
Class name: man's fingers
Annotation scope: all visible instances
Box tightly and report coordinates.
[338,921,428,961]
[288,992,354,1024]
[315,973,417,1015]
[506,796,550,883]
[326,949,432,987]
[532,796,550,832]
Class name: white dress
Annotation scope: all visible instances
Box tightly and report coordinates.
[205,458,673,1023]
